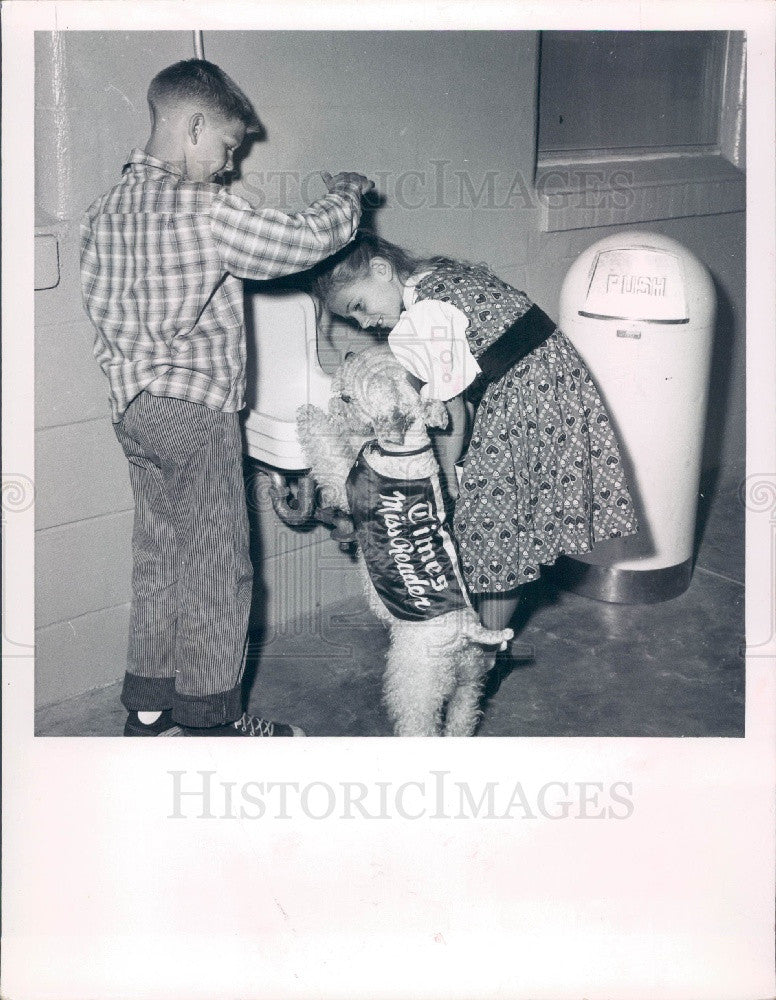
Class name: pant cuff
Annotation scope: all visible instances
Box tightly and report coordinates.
[172,684,243,728]
[121,672,176,711]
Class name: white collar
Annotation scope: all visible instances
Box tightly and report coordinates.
[401,270,433,310]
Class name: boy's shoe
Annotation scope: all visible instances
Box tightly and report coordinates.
[124,710,185,737]
[183,712,306,737]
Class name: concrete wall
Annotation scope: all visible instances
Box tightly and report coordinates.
[34,30,746,707]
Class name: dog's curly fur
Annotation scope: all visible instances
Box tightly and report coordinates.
[297,346,512,736]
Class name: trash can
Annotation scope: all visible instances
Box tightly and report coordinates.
[554,231,716,603]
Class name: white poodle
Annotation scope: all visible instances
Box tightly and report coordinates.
[297,345,512,736]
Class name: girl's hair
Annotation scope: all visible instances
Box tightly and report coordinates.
[148,59,261,132]
[311,232,452,305]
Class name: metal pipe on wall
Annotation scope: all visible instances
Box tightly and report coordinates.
[193,31,205,60]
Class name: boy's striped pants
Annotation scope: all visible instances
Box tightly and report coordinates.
[114,392,253,727]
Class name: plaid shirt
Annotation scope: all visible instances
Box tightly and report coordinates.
[80,149,362,421]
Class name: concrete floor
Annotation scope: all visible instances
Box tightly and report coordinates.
[36,466,745,738]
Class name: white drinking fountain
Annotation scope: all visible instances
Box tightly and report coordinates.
[243,289,331,471]
[241,288,351,542]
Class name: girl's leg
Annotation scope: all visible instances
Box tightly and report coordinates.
[476,589,522,631]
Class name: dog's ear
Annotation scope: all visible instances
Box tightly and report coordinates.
[295,404,356,511]
[423,397,449,430]
[296,403,338,449]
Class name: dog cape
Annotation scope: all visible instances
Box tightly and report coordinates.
[346,444,472,622]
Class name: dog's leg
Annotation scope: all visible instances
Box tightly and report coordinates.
[383,625,453,737]
[443,645,490,737]
[441,616,512,736]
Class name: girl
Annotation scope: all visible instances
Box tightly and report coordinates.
[312,233,637,632]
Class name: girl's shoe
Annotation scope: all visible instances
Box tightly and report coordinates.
[183,712,306,737]
[123,710,184,737]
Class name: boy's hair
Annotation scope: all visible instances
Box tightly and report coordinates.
[147,59,261,131]
[311,232,451,305]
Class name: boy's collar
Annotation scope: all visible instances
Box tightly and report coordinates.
[123,148,186,177]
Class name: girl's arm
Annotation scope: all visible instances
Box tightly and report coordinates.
[432,393,469,502]
[386,297,479,500]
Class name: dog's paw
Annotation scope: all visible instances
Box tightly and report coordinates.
[296,402,324,421]
[497,627,514,652]
[463,620,514,649]
[423,397,449,430]
[296,404,330,450]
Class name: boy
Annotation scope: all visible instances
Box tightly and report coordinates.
[80,59,373,736]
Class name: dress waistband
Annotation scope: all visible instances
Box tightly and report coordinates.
[472,303,556,390]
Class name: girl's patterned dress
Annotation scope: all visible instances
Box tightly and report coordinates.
[410,260,638,594]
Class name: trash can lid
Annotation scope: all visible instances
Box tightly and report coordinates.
[579,247,689,324]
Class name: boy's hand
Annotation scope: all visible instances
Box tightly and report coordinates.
[321,171,375,197]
